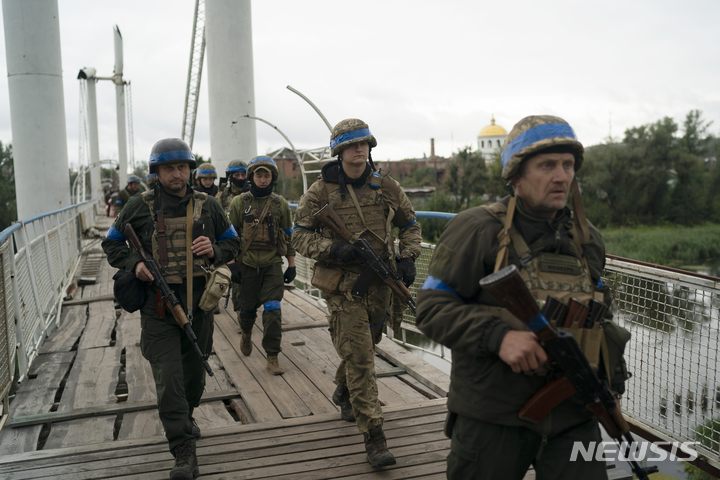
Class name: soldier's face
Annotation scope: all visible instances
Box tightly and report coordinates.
[512,152,575,218]
[253,169,273,188]
[157,162,190,195]
[200,177,215,188]
[341,142,369,166]
[232,171,246,180]
[128,182,139,194]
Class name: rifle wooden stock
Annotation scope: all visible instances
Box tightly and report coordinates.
[313,204,416,313]
[123,224,214,376]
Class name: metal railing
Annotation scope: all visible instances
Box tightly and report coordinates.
[0,198,100,427]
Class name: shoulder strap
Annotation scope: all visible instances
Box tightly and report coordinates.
[236,194,275,264]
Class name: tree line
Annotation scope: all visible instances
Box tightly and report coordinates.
[404,110,719,241]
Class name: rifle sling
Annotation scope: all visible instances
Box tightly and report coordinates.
[494,195,517,273]
[186,199,194,321]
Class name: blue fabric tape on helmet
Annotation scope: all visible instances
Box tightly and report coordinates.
[149,149,196,164]
[330,128,372,151]
[227,166,247,172]
[501,123,577,168]
[146,173,156,180]
[249,156,276,166]
[195,169,216,175]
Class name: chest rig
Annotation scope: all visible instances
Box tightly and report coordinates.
[238,192,282,251]
[482,184,608,375]
[321,175,394,268]
[142,190,211,284]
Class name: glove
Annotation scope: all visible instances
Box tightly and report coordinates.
[329,242,360,263]
[284,266,296,284]
[397,257,416,287]
[228,263,242,284]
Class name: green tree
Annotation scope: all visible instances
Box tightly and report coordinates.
[419,192,457,243]
[442,146,488,210]
[401,165,437,188]
[0,142,16,231]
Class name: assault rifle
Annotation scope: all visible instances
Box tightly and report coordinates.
[313,204,416,314]
[479,265,657,480]
[124,224,214,377]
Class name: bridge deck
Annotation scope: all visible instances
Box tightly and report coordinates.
[0,214,631,479]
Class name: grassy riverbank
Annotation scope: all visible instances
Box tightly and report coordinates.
[599,223,720,266]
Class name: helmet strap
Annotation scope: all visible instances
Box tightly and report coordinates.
[368,149,377,172]
[337,161,347,199]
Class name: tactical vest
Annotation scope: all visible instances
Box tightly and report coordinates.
[481,199,609,375]
[320,176,395,269]
[238,192,283,251]
[219,184,242,214]
[142,190,211,284]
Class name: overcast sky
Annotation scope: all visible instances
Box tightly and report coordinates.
[1,0,718,170]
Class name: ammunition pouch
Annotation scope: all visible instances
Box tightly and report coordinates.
[198,265,232,311]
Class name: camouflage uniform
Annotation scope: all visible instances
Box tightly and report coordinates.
[292,161,421,433]
[115,184,138,215]
[216,182,246,214]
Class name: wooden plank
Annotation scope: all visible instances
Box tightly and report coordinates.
[11,390,240,428]
[38,306,87,354]
[42,417,117,450]
[123,344,155,403]
[283,292,329,323]
[281,321,329,331]
[193,402,237,432]
[375,338,450,397]
[116,411,163,441]
[62,294,115,306]
[0,401,448,472]
[214,313,311,419]
[0,352,75,455]
[379,376,436,404]
[115,310,141,349]
[210,314,282,423]
[376,367,407,377]
[78,301,116,349]
[394,374,442,400]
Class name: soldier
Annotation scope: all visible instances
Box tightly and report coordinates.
[193,163,219,197]
[292,119,421,468]
[416,115,631,480]
[115,174,141,215]
[101,138,240,480]
[229,156,296,375]
[216,159,249,214]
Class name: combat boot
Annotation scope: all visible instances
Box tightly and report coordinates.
[364,427,396,468]
[267,355,285,375]
[169,440,199,479]
[240,332,252,356]
[332,383,355,422]
[188,412,201,439]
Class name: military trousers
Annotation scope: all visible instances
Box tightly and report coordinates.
[325,284,391,434]
[139,286,213,453]
[237,263,284,356]
[446,414,607,480]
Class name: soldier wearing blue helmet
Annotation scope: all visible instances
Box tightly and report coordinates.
[115,174,141,215]
[102,138,240,480]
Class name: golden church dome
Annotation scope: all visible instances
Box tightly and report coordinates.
[478,116,508,137]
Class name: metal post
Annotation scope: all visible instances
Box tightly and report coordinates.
[8,242,28,382]
[205,0,257,175]
[114,26,128,187]
[84,70,101,198]
[40,217,57,291]
[2,0,71,220]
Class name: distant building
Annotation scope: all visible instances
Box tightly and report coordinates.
[477,116,508,156]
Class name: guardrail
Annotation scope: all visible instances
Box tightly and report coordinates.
[0,199,100,428]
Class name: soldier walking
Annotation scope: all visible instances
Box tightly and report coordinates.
[102,138,240,480]
[416,115,631,479]
[292,119,421,468]
[193,163,219,197]
[229,156,296,375]
[115,174,141,215]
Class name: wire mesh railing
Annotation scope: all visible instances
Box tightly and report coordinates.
[0,198,99,428]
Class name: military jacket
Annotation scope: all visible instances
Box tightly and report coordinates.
[115,185,138,214]
[292,162,421,269]
[229,191,295,268]
[102,185,240,301]
[216,183,245,213]
[416,196,628,436]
